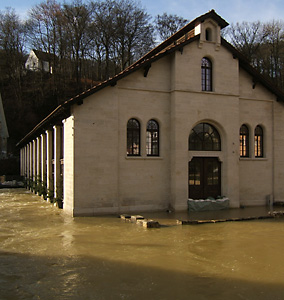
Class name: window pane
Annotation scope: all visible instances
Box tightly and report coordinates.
[189,160,201,186]
[189,123,221,151]
[207,160,219,186]
[254,125,263,157]
[127,118,140,156]
[146,120,159,156]
[201,58,212,91]
[240,125,249,157]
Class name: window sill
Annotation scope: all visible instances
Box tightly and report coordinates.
[126,156,163,160]
[239,157,267,161]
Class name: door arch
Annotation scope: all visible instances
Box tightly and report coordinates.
[188,123,222,199]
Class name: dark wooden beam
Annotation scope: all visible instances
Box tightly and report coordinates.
[252,78,257,89]
[144,64,151,77]
[77,98,83,105]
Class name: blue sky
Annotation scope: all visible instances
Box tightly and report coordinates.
[1,0,284,24]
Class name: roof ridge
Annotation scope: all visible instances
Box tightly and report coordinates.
[125,9,228,72]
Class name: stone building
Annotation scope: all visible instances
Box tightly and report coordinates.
[18,10,284,216]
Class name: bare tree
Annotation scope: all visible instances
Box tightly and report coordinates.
[224,21,267,67]
[113,0,154,70]
[0,8,26,101]
[89,0,154,79]
[91,0,117,79]
[261,21,284,88]
[27,0,61,70]
[62,0,94,87]
[0,8,32,150]
[154,13,188,41]
[225,20,284,89]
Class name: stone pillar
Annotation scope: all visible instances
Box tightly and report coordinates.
[54,125,61,199]
[23,146,27,177]
[23,147,26,177]
[33,139,37,192]
[36,137,41,184]
[41,133,47,191]
[46,130,53,199]
[26,144,29,181]
[20,148,23,176]
[62,117,74,215]
[28,143,30,180]
[20,148,22,176]
[29,141,33,189]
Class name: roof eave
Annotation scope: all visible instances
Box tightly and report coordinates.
[16,35,201,148]
[221,38,284,102]
[192,9,229,29]
[16,105,71,148]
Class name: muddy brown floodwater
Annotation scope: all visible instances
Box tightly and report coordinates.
[1,189,284,300]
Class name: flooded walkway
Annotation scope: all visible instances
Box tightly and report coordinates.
[1,189,284,299]
[142,205,282,226]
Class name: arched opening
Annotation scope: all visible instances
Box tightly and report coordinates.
[201,57,212,91]
[188,123,221,199]
[240,124,250,157]
[254,125,263,157]
[146,119,159,156]
[205,28,212,41]
[127,118,140,156]
[189,123,221,151]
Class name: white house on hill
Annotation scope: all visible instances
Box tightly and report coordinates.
[25,49,55,73]
[18,10,284,216]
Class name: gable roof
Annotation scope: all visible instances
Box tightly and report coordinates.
[17,10,284,147]
[31,49,55,62]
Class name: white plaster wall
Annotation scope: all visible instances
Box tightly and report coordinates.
[239,68,275,206]
[117,55,171,92]
[63,116,75,215]
[239,99,274,205]
[170,90,240,210]
[71,70,171,215]
[170,35,240,210]
[116,87,171,213]
[71,88,119,216]
[273,100,284,202]
[239,68,275,101]
[172,41,239,96]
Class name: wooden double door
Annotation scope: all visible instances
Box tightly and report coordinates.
[188,157,221,199]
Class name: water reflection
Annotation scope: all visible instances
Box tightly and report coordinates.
[0,189,284,299]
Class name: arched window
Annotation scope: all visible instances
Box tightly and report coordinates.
[205,28,212,41]
[189,123,221,151]
[201,57,212,91]
[127,118,140,156]
[254,125,263,157]
[240,125,249,157]
[146,119,159,156]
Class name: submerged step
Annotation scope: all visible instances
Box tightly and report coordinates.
[120,214,160,228]
[137,219,160,228]
[131,215,145,222]
[177,214,277,225]
[120,214,131,220]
